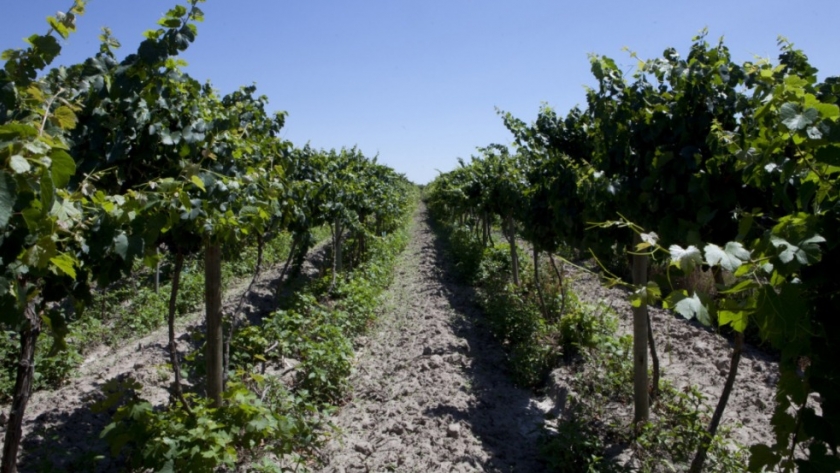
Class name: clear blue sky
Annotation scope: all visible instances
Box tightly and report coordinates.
[2,1,837,183]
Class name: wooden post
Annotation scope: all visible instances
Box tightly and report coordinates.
[205,242,223,407]
[1,304,41,473]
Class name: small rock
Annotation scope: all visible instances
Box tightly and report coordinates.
[354,441,373,456]
[133,362,145,370]
[447,423,461,439]
[429,355,444,369]
[422,346,433,356]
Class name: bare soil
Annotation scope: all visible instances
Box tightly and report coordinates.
[314,206,551,473]
[315,205,778,472]
[4,203,779,472]
[559,266,778,455]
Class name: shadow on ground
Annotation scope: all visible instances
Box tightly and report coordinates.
[419,211,550,473]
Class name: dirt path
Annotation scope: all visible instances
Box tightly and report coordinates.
[315,205,551,473]
[317,204,781,472]
[7,203,781,471]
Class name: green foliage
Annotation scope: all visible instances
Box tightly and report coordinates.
[572,328,634,405]
[227,203,412,403]
[97,374,321,473]
[0,232,297,400]
[554,328,746,472]
[475,244,562,386]
[0,330,81,402]
[0,0,415,470]
[541,405,623,473]
[266,302,354,403]
[632,385,747,472]
[559,297,607,359]
[427,212,568,387]
[431,31,840,471]
[222,233,294,280]
[447,225,486,282]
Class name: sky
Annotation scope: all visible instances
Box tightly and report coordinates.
[1,1,838,184]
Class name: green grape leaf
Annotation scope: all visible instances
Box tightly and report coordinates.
[50,198,80,224]
[630,281,661,308]
[48,17,70,40]
[663,290,711,326]
[754,284,809,353]
[42,310,70,355]
[748,444,780,472]
[807,126,823,140]
[248,416,271,432]
[9,155,30,174]
[0,171,14,229]
[52,106,77,130]
[719,309,749,332]
[190,175,206,192]
[704,242,750,271]
[780,103,818,131]
[636,231,658,250]
[49,253,77,279]
[40,173,55,209]
[27,34,62,66]
[669,244,702,272]
[169,5,188,18]
[113,233,129,260]
[719,279,760,294]
[0,123,38,140]
[50,149,75,188]
[814,101,840,118]
[158,18,182,28]
[159,129,175,145]
[770,235,825,265]
[26,236,57,268]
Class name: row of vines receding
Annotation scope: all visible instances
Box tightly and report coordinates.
[427,31,840,472]
[0,1,413,471]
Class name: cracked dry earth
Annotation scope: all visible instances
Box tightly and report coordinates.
[315,204,780,472]
[315,206,551,473]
